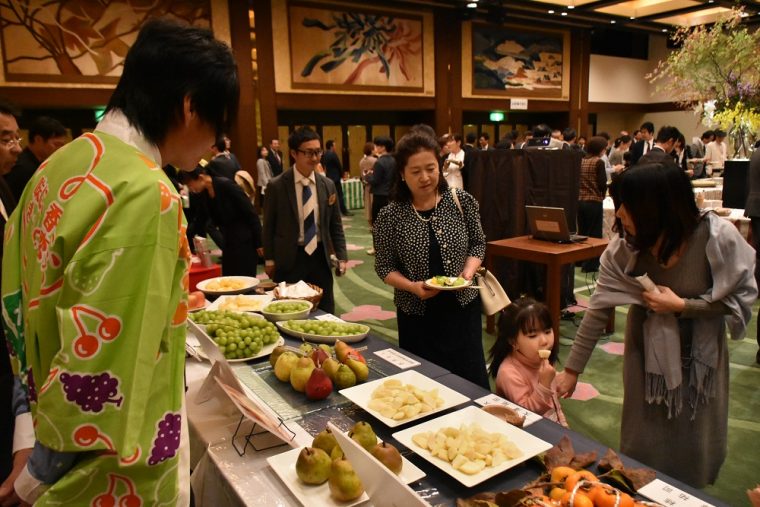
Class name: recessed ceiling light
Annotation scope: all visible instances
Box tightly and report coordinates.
[567,5,575,9]
[561,12,568,16]
[629,16,635,19]
[610,20,616,24]
[548,9,554,13]
[466,2,477,7]
[662,28,668,32]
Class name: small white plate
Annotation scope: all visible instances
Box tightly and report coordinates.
[276,320,369,344]
[196,276,260,296]
[339,370,469,428]
[207,294,273,312]
[186,316,283,363]
[267,445,425,507]
[423,277,472,290]
[392,405,552,488]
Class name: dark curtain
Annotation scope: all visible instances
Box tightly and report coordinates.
[467,149,583,301]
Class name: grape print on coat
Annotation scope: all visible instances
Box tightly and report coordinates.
[60,372,123,412]
[148,412,181,466]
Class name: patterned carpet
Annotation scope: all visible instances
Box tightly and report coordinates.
[331,213,760,507]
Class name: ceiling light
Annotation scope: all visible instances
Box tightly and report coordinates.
[610,20,616,24]
[466,2,477,7]
[629,16,635,19]
[561,12,568,16]
[662,28,668,32]
[548,9,554,14]
[567,5,575,9]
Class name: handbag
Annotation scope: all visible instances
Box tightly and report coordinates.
[450,188,511,315]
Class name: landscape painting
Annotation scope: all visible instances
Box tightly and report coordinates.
[471,23,568,98]
[288,1,424,92]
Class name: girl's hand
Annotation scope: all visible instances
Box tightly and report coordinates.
[555,370,579,398]
[409,281,440,300]
[538,360,556,389]
[642,285,685,313]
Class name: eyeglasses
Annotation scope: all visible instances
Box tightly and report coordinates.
[0,137,22,148]
[296,149,323,159]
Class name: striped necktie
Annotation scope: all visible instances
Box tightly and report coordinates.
[302,182,317,255]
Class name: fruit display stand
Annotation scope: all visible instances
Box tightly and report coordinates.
[185,310,729,507]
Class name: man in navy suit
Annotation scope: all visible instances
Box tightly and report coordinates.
[267,138,284,177]
[321,140,350,216]
[263,127,348,313]
[629,121,655,165]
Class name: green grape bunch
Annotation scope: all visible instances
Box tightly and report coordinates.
[283,320,368,337]
[189,310,280,360]
[263,301,311,314]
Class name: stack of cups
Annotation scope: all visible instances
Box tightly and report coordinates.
[193,236,214,267]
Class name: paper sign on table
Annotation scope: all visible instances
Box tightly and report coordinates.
[374,348,421,369]
[327,422,430,507]
[474,393,543,427]
[638,479,715,507]
[315,313,345,323]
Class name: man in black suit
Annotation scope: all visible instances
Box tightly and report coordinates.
[637,125,680,166]
[267,138,284,177]
[629,121,655,165]
[478,132,493,151]
[5,116,66,201]
[744,147,760,364]
[263,127,348,313]
[321,140,350,216]
[0,98,28,506]
[207,136,239,180]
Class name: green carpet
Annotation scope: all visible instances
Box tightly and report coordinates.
[332,212,760,507]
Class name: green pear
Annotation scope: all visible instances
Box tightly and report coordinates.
[269,345,288,368]
[345,357,369,382]
[299,341,315,357]
[328,458,364,501]
[371,442,403,474]
[318,343,333,356]
[295,447,331,485]
[273,351,299,382]
[312,428,338,456]
[290,357,316,392]
[349,421,377,452]
[330,443,344,460]
[334,364,357,390]
[322,357,341,381]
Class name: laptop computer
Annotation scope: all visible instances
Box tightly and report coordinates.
[525,205,587,243]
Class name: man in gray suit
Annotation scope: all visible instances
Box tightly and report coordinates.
[744,147,760,364]
[263,127,348,313]
[690,130,715,179]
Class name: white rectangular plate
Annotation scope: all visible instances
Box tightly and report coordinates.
[207,294,273,312]
[267,445,425,507]
[339,370,470,428]
[392,405,552,488]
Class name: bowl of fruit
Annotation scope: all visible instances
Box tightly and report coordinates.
[261,299,313,322]
[277,319,370,344]
[188,309,283,362]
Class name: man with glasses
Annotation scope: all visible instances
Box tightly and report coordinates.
[263,127,347,313]
[0,98,26,507]
[5,116,67,201]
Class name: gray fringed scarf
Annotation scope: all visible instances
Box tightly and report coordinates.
[588,212,756,419]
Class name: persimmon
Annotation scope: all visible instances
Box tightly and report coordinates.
[564,470,598,493]
[549,487,567,501]
[590,485,634,507]
[550,466,576,484]
[560,490,593,507]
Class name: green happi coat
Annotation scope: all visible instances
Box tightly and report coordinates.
[2,121,190,505]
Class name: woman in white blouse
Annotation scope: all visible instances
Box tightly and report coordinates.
[444,133,465,189]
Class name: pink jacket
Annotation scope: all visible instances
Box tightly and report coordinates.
[495,355,567,426]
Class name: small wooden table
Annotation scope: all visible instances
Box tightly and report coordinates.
[486,236,610,345]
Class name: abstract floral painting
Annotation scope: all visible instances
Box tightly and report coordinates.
[288,2,423,91]
[471,23,568,98]
[0,0,210,83]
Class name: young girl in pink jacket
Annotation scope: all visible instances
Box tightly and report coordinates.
[488,297,567,426]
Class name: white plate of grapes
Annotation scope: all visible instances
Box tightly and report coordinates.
[276,319,370,344]
[187,310,284,362]
[260,299,313,322]
[424,275,472,290]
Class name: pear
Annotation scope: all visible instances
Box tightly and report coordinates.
[322,357,341,381]
[269,345,288,368]
[328,458,364,501]
[346,350,367,365]
[295,447,331,485]
[305,368,333,401]
[330,443,344,460]
[299,341,315,357]
[290,357,316,392]
[318,343,333,355]
[371,442,403,474]
[345,356,368,382]
[312,428,338,456]
[334,340,352,363]
[273,351,299,382]
[334,364,357,389]
[349,421,377,452]
[310,347,330,367]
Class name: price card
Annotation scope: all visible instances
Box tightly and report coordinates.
[473,393,542,427]
[373,348,421,369]
[638,479,715,507]
[315,313,345,323]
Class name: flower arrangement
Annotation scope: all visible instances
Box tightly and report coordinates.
[648,8,760,158]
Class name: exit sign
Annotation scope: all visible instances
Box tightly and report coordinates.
[489,112,505,122]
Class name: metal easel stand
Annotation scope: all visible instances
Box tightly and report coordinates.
[231,414,296,456]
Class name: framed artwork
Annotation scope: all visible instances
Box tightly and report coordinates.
[288,1,424,92]
[0,0,211,84]
[465,22,570,100]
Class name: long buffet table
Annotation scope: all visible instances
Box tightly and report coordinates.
[185,313,728,507]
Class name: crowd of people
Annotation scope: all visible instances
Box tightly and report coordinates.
[0,16,758,507]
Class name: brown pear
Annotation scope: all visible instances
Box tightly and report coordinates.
[370,442,403,474]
